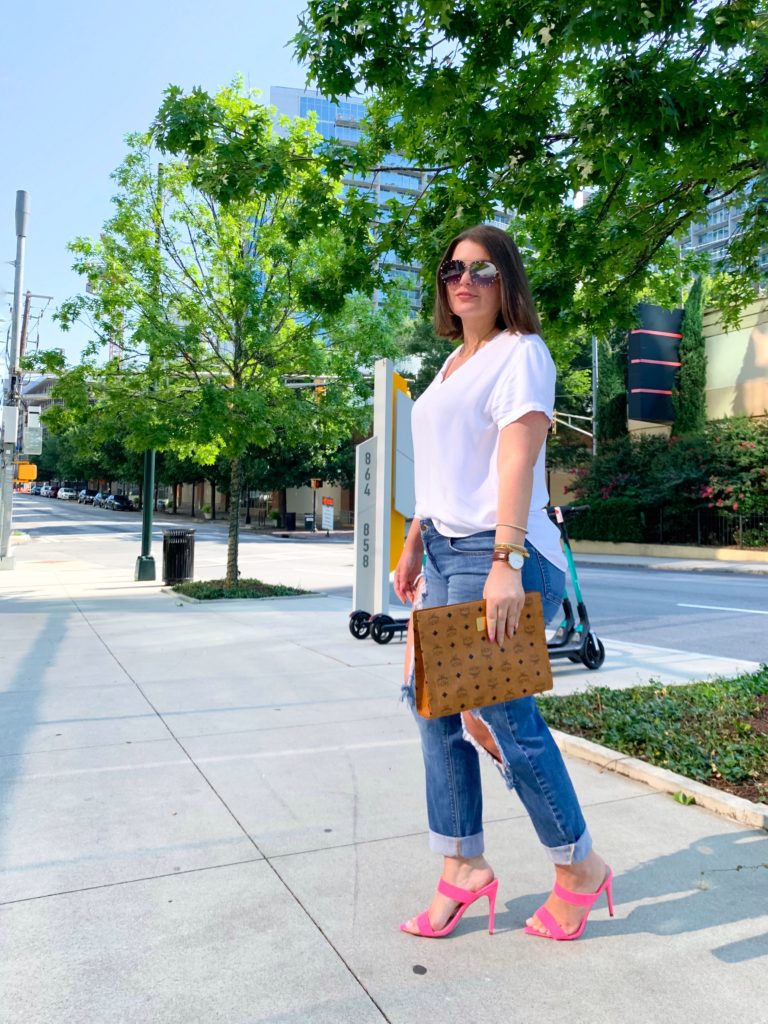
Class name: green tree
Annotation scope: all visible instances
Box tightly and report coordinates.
[294,1,766,343]
[33,409,144,489]
[31,431,65,484]
[673,277,708,435]
[55,83,407,583]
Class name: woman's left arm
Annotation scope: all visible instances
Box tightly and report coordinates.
[483,410,551,644]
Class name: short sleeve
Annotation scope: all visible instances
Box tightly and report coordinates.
[488,337,556,430]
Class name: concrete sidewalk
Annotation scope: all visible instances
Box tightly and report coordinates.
[0,541,766,1023]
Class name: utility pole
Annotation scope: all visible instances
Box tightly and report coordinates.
[135,166,162,581]
[0,191,30,570]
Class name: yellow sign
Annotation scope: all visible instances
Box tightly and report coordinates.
[14,462,38,482]
[389,371,410,572]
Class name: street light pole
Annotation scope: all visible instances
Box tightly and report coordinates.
[135,166,162,582]
[135,448,157,580]
[0,191,30,571]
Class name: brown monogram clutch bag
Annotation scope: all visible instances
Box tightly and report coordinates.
[412,592,553,718]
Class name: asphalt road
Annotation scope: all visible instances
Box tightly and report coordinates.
[565,564,767,664]
[11,494,768,664]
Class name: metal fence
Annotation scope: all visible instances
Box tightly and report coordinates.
[642,508,768,548]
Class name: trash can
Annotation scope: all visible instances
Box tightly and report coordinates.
[304,514,315,531]
[284,511,296,531]
[162,528,195,584]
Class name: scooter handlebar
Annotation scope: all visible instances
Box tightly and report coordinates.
[546,504,591,523]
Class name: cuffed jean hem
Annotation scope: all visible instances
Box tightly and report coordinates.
[544,826,593,865]
[428,829,485,858]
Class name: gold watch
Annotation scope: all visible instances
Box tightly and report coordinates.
[491,549,525,571]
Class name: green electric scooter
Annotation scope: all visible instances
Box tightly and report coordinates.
[546,505,605,670]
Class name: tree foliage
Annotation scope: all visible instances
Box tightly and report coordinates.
[54,83,409,581]
[293,1,767,344]
[673,276,707,434]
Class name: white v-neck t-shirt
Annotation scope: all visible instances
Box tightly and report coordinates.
[411,330,566,571]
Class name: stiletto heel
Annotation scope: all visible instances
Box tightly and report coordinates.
[401,878,499,938]
[487,880,497,934]
[524,867,614,941]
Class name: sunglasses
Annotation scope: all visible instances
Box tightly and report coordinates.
[439,259,500,287]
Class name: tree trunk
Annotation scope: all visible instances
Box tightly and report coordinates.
[210,479,216,520]
[191,482,196,518]
[226,457,241,585]
[278,489,287,526]
[172,483,178,514]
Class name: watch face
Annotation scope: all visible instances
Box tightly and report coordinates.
[508,551,525,570]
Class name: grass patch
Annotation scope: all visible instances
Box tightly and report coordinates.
[171,578,312,600]
[537,667,768,805]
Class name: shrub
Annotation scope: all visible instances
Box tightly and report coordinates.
[566,498,645,543]
[172,578,310,600]
[537,668,768,803]
[560,417,768,541]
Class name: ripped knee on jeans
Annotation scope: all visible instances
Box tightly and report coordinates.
[462,710,502,764]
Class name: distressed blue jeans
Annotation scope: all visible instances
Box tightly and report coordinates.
[404,520,592,865]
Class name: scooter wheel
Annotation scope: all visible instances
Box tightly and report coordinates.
[581,633,605,670]
[349,611,371,640]
[371,615,395,644]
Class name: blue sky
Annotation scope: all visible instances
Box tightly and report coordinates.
[1,0,310,363]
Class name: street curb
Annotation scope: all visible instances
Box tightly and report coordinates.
[571,540,768,564]
[551,728,768,832]
[574,558,768,576]
[161,588,327,604]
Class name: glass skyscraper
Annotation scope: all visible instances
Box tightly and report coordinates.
[270,86,427,312]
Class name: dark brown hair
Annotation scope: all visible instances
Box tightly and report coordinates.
[433,224,542,340]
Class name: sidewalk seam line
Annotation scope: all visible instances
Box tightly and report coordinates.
[0,857,264,907]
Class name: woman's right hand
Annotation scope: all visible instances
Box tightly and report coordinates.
[394,546,424,604]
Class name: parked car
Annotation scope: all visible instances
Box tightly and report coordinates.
[106,494,133,511]
[57,487,78,501]
[39,484,52,497]
[93,491,111,508]
[48,485,60,498]
[31,484,43,495]
[78,488,99,504]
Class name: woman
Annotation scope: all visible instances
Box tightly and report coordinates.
[395,224,613,941]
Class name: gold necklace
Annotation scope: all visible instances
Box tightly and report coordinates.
[460,329,498,358]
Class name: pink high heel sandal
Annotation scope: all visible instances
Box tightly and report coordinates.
[524,867,614,941]
[400,878,499,938]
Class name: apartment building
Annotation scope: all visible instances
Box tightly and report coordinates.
[679,190,768,274]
